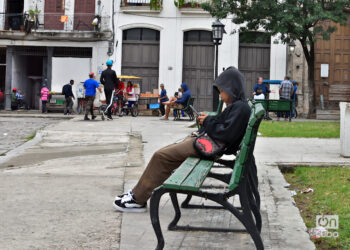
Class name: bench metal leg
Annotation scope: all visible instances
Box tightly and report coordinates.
[150,188,167,250]
[180,194,192,208]
[247,182,262,233]
[168,192,181,230]
[238,185,264,250]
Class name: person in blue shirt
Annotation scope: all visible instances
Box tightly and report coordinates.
[161,82,191,120]
[291,81,298,118]
[83,72,102,121]
[159,83,168,116]
[252,77,270,97]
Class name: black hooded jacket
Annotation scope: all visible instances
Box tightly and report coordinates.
[100,68,117,91]
[202,67,251,154]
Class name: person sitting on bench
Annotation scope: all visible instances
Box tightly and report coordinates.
[160,83,191,120]
[113,66,251,212]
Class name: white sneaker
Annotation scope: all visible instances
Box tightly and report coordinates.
[114,190,132,201]
[113,192,147,213]
[159,116,168,120]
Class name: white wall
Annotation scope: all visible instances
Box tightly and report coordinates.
[52,57,91,92]
[114,1,286,97]
[0,0,5,30]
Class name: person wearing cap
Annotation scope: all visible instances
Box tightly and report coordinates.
[83,72,102,120]
[41,84,50,113]
[100,60,117,120]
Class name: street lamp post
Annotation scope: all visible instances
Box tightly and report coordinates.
[286,40,296,77]
[212,20,225,111]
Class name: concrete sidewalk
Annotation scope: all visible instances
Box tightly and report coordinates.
[1,116,347,249]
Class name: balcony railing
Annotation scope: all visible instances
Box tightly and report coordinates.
[120,0,163,10]
[184,0,209,7]
[176,0,210,8]
[0,13,111,33]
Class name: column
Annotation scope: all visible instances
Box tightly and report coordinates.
[5,47,13,111]
[47,47,53,90]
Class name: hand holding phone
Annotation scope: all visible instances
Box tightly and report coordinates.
[189,105,200,117]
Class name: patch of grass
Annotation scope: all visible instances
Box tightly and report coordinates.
[259,121,340,138]
[25,132,36,142]
[284,167,350,249]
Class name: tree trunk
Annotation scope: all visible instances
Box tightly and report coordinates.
[300,40,316,117]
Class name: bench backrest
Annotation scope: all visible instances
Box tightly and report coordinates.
[216,98,224,114]
[186,97,195,107]
[229,103,265,191]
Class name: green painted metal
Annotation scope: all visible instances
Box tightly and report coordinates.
[229,103,265,191]
[163,157,200,189]
[203,98,223,116]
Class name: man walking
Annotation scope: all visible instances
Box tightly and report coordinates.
[159,83,168,116]
[62,80,75,115]
[277,76,294,121]
[100,60,117,120]
[84,72,102,121]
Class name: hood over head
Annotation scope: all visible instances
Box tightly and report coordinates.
[213,66,246,103]
[181,82,189,92]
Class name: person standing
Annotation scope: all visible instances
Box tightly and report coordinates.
[84,72,102,121]
[41,83,50,113]
[100,60,117,120]
[62,80,75,115]
[277,76,294,121]
[116,79,125,117]
[291,81,298,118]
[159,83,168,116]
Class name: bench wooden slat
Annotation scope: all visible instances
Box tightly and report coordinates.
[163,157,200,189]
[180,160,214,191]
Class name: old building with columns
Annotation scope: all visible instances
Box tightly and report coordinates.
[0,0,113,110]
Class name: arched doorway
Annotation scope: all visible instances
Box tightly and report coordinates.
[183,30,214,111]
[122,28,160,93]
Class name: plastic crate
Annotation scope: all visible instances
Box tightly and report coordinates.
[149,103,160,109]
[56,100,64,104]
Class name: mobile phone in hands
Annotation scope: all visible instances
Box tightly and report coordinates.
[189,105,200,117]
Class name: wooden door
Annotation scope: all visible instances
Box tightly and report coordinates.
[183,30,214,111]
[314,16,350,109]
[74,0,95,31]
[239,43,270,98]
[44,0,65,30]
[122,28,160,93]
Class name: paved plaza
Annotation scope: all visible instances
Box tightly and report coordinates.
[0,114,349,249]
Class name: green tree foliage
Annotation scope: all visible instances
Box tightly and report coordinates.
[202,0,350,113]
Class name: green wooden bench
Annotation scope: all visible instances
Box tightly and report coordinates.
[150,103,265,250]
[253,99,293,122]
[173,97,195,121]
